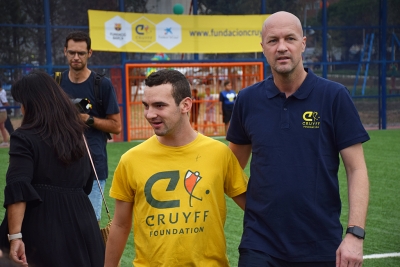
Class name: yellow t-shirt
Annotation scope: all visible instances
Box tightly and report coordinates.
[110,134,248,267]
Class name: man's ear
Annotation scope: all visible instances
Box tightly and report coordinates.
[64,47,67,57]
[302,36,307,52]
[180,97,192,114]
[88,49,93,58]
[260,43,265,57]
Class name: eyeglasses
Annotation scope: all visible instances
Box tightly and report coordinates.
[66,50,88,57]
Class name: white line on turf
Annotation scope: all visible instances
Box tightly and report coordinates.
[364,252,400,259]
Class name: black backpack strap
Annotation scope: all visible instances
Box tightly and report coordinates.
[93,71,106,109]
[92,71,112,140]
[54,70,69,85]
[54,71,62,85]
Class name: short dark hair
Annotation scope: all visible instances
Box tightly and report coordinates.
[145,69,191,105]
[224,80,231,87]
[65,31,91,50]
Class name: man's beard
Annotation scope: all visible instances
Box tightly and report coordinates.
[70,61,85,71]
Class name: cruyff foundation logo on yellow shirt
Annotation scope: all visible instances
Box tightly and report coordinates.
[144,170,206,209]
[144,170,209,237]
[184,170,203,207]
[302,111,320,129]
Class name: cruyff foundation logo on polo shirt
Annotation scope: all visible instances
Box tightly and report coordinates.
[302,111,320,129]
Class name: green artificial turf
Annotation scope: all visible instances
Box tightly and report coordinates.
[0,130,399,266]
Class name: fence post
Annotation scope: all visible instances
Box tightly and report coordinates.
[379,0,387,129]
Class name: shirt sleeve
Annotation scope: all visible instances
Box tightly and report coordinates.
[224,148,248,198]
[226,92,251,145]
[0,91,7,104]
[3,131,42,208]
[333,87,370,151]
[109,155,136,203]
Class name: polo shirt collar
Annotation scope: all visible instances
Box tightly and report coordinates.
[265,68,316,99]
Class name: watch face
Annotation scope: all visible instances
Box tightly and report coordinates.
[352,227,365,238]
[86,116,94,125]
[347,226,365,239]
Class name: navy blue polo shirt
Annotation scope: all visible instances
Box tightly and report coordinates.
[227,69,369,262]
[60,71,120,180]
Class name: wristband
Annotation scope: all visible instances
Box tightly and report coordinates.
[8,233,22,242]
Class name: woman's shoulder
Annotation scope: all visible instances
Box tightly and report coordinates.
[12,128,39,142]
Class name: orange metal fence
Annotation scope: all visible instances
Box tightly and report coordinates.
[125,62,264,141]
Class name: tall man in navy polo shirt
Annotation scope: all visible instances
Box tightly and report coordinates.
[227,11,370,267]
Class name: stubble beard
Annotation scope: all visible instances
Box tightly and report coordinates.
[149,119,168,137]
[273,59,293,75]
[273,58,302,76]
[70,61,86,72]
[154,127,168,136]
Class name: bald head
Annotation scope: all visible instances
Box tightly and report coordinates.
[262,11,303,41]
[259,11,307,79]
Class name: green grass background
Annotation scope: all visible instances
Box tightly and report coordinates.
[0,129,399,266]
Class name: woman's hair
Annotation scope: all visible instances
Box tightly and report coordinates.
[11,70,87,164]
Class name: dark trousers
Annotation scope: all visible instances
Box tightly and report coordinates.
[4,116,14,135]
[238,248,335,267]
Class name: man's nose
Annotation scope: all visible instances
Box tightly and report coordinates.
[145,108,157,119]
[277,40,288,52]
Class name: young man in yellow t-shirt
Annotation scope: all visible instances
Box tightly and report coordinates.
[104,69,248,267]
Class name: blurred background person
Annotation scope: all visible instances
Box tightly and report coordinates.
[203,87,218,135]
[1,80,15,137]
[0,81,10,147]
[190,88,200,130]
[219,80,236,134]
[59,31,121,222]
[4,109,14,137]
[0,71,105,267]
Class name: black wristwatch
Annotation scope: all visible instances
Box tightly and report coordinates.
[346,226,365,239]
[85,115,94,126]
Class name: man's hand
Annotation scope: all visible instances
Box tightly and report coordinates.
[336,234,364,267]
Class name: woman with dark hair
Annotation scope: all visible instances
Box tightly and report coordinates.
[0,71,105,266]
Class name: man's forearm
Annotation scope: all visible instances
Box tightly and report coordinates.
[91,116,121,134]
[104,224,130,267]
[341,143,369,228]
[81,113,121,134]
[347,168,369,228]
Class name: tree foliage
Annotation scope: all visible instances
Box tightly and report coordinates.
[197,0,260,15]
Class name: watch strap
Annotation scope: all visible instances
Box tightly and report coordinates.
[346,226,365,239]
[86,115,94,126]
[8,233,22,241]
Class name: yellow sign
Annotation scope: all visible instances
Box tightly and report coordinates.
[88,10,269,53]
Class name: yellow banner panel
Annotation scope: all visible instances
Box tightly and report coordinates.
[88,10,269,53]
